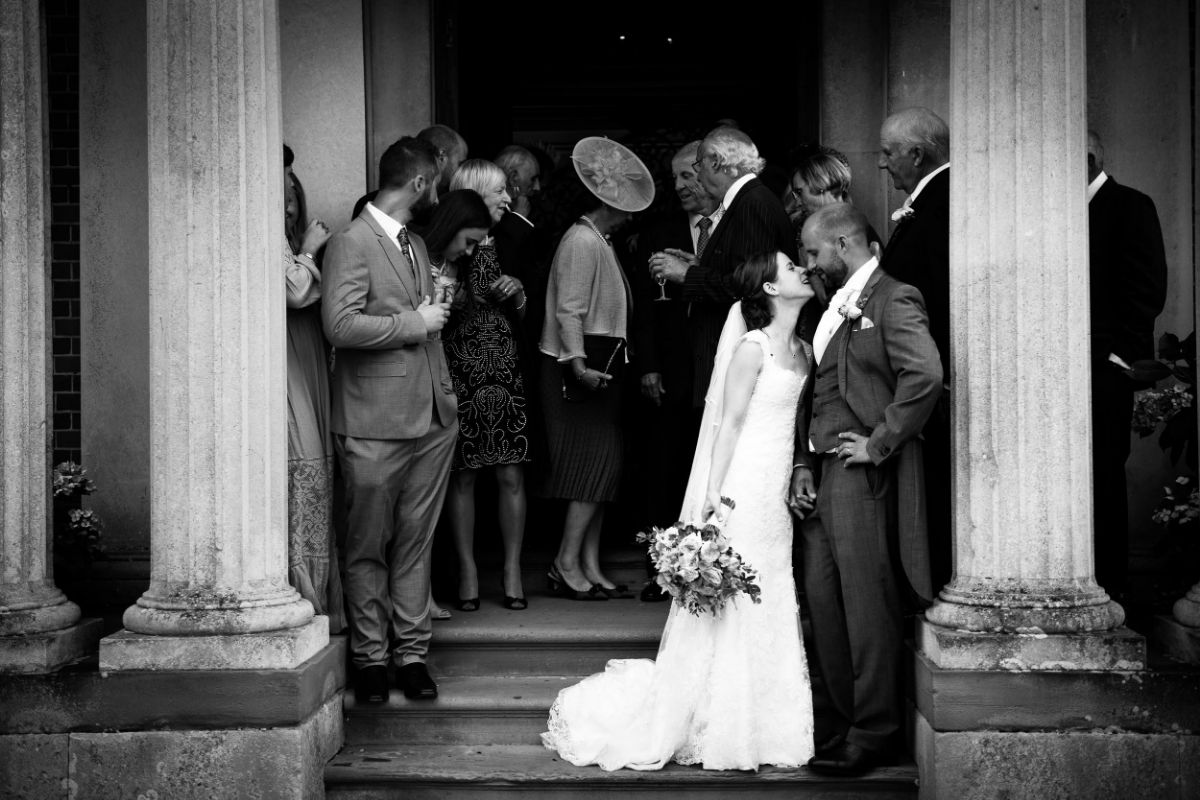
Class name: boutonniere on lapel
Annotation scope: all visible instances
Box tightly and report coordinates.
[890,205,915,223]
[838,294,866,322]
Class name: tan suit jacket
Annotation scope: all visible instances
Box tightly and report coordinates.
[322,210,457,440]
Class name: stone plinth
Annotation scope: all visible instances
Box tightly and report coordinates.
[105,0,319,650]
[914,712,1199,800]
[101,616,328,671]
[0,618,102,675]
[0,0,85,655]
[919,618,1145,672]
[924,0,1125,651]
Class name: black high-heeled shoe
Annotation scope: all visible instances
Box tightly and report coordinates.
[455,597,480,612]
[547,566,608,601]
[597,583,632,599]
[501,578,527,610]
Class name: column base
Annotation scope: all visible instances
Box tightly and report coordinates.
[0,594,82,636]
[919,617,1145,671]
[0,618,102,675]
[926,586,1126,634]
[1154,614,1200,664]
[1172,584,1200,627]
[100,616,328,671]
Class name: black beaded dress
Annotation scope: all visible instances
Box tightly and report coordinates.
[443,241,531,469]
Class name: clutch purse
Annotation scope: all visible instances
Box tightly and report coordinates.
[562,335,626,402]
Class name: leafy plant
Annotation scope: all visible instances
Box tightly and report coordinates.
[52,461,105,562]
[1128,332,1197,470]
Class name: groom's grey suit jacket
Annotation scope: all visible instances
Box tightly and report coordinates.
[797,269,942,601]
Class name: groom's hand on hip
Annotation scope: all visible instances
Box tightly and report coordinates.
[836,432,872,467]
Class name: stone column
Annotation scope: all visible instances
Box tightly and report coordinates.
[0,0,100,673]
[99,0,324,671]
[920,0,1143,671]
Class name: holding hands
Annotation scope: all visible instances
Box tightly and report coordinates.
[787,466,816,520]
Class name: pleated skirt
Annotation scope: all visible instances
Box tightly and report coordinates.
[538,355,623,502]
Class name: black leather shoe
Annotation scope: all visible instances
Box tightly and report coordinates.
[640,581,668,602]
[807,742,878,776]
[814,731,846,757]
[353,664,389,705]
[396,662,438,700]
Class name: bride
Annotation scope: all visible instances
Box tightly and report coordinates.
[541,251,817,771]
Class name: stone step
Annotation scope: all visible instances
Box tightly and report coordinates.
[425,592,668,677]
[343,675,568,745]
[325,744,919,799]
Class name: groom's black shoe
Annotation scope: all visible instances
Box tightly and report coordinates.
[807,741,878,776]
[396,662,439,700]
[814,731,846,757]
[353,664,389,705]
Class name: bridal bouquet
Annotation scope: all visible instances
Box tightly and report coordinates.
[636,500,762,616]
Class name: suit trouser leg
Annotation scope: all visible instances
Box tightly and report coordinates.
[814,455,903,752]
[389,420,457,665]
[1092,367,1134,595]
[799,511,855,743]
[336,422,457,669]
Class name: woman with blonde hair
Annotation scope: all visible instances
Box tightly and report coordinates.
[441,159,532,611]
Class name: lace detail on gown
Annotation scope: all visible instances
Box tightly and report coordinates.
[541,330,814,771]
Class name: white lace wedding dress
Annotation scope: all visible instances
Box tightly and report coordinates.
[541,318,815,772]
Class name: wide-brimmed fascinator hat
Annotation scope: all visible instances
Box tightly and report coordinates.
[571,136,655,213]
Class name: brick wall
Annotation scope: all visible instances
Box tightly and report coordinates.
[46,0,80,466]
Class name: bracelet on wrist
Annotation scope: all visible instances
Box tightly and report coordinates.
[515,297,527,310]
[792,463,812,471]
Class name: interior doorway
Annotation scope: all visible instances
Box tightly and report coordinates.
[435,1,820,169]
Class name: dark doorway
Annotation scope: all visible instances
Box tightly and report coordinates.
[437,1,819,168]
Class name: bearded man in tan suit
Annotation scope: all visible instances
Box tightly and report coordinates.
[323,136,456,703]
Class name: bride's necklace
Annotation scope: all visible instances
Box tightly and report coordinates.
[577,215,611,245]
[765,326,801,360]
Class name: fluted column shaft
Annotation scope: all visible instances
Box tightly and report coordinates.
[925,0,1123,634]
[122,0,312,635]
[0,0,82,637]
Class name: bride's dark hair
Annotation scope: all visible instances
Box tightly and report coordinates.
[735,251,781,331]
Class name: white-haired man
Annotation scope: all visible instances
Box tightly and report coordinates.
[878,106,952,593]
[492,145,546,373]
[650,126,796,406]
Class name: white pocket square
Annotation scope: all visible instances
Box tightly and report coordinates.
[858,317,875,330]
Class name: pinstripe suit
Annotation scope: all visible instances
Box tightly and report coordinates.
[680,177,797,407]
[796,269,941,753]
[323,207,458,669]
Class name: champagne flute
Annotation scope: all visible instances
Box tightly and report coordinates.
[652,252,670,302]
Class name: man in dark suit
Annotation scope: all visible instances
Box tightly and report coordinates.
[650,127,797,407]
[323,137,457,704]
[1087,130,1168,596]
[631,141,721,599]
[792,203,942,776]
[878,107,952,592]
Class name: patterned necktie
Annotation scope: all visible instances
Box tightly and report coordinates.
[396,227,420,285]
[696,216,712,259]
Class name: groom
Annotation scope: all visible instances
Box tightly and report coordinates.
[790,203,942,775]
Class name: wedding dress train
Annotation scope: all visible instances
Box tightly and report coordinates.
[541,310,815,771]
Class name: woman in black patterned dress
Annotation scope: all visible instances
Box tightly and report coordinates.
[442,160,531,611]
